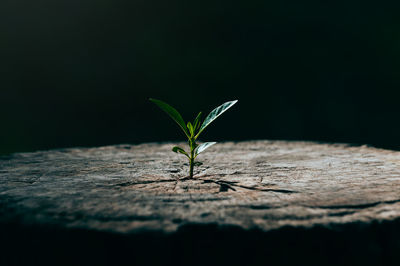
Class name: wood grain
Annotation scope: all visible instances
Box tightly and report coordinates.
[1,140,400,235]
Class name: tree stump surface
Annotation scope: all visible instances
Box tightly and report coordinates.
[1,140,400,234]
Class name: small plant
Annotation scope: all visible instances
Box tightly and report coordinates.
[150,98,238,178]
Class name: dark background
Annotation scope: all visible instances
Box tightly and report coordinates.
[1,0,400,155]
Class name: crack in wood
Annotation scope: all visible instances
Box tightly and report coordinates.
[311,199,400,210]
[115,174,297,194]
[199,178,296,193]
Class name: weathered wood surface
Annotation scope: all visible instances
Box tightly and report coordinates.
[1,140,400,234]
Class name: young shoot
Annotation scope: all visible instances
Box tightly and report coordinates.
[149,98,238,178]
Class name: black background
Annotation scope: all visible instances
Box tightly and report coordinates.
[1,0,400,155]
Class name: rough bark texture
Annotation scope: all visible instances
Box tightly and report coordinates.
[1,140,400,265]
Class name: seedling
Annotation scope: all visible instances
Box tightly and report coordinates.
[149,98,238,178]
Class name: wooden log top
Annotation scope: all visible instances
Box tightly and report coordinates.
[1,140,400,234]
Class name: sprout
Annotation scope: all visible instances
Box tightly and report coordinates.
[150,98,238,178]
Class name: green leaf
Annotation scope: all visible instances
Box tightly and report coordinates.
[196,100,238,139]
[194,142,217,156]
[149,98,189,137]
[193,161,203,167]
[172,146,189,158]
[193,112,202,132]
[187,122,194,136]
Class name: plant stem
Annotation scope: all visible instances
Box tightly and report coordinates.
[189,138,195,178]
[189,156,194,178]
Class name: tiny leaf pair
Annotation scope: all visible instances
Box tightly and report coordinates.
[150,98,238,178]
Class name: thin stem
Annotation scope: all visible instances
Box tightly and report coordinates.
[189,156,194,178]
[188,137,196,178]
